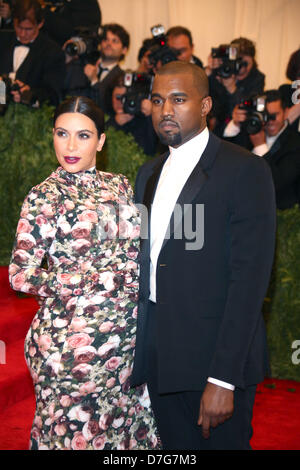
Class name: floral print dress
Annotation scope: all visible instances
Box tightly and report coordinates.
[9,167,158,450]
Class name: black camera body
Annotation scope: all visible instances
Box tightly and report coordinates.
[122,71,153,116]
[65,28,100,65]
[0,75,21,115]
[211,44,246,79]
[148,24,180,68]
[238,95,276,134]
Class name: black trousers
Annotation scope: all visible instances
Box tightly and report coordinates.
[145,301,257,450]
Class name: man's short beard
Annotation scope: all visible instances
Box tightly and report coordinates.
[157,131,182,147]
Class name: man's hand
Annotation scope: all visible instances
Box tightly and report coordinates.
[249,128,266,148]
[140,98,152,117]
[84,62,99,84]
[0,2,11,19]
[220,75,237,94]
[115,112,134,126]
[232,104,247,126]
[11,80,30,103]
[197,382,234,439]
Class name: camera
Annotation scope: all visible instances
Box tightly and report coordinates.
[0,74,32,116]
[238,95,276,134]
[65,28,101,65]
[211,44,246,79]
[148,24,180,68]
[122,71,153,115]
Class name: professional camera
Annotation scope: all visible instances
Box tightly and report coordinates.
[148,24,180,68]
[122,71,153,115]
[65,28,101,64]
[238,95,276,134]
[0,75,26,115]
[211,44,246,79]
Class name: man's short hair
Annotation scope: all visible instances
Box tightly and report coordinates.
[102,23,130,49]
[166,26,193,47]
[156,61,209,97]
[12,0,44,24]
[265,89,285,108]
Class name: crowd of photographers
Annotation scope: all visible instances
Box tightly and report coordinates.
[1,0,300,208]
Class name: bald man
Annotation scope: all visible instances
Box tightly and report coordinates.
[131,62,276,450]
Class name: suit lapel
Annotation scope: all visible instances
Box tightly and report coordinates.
[143,153,169,212]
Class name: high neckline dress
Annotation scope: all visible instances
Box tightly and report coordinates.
[9,167,159,450]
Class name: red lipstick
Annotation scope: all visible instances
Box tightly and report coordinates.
[64,156,81,164]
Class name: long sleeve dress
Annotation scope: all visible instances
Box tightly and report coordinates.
[9,166,159,450]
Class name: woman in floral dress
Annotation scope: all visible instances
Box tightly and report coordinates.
[9,96,158,450]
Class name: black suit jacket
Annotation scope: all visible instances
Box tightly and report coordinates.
[263,126,300,210]
[91,65,123,116]
[225,125,300,210]
[0,31,66,105]
[131,132,276,393]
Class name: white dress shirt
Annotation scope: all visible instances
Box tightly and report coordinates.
[252,121,288,156]
[223,119,288,157]
[149,127,234,391]
[9,41,30,82]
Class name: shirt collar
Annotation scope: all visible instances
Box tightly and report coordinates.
[168,127,209,168]
[266,120,288,148]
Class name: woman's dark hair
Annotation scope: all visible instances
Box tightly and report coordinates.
[53,96,105,137]
[286,48,300,81]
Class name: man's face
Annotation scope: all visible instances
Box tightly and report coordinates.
[101,30,127,62]
[237,55,254,81]
[112,86,126,114]
[151,72,211,147]
[14,18,43,44]
[265,100,285,137]
[167,34,194,62]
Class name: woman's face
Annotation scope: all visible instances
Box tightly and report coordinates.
[237,55,254,81]
[53,112,105,173]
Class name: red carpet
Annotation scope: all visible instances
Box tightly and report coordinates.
[0,266,300,450]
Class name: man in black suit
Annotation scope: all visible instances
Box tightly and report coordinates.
[166,26,203,69]
[131,61,276,449]
[224,89,300,209]
[83,23,129,116]
[0,0,65,106]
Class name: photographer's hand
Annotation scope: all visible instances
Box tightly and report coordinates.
[11,80,30,103]
[115,112,134,126]
[0,2,11,20]
[141,99,152,117]
[232,105,247,127]
[220,75,237,94]
[84,62,99,85]
[249,128,266,148]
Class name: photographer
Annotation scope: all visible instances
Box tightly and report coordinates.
[279,48,300,133]
[166,26,203,68]
[0,0,14,30]
[40,0,101,47]
[82,23,129,116]
[137,38,156,75]
[105,74,158,157]
[224,90,300,210]
[207,38,265,136]
[0,0,65,106]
